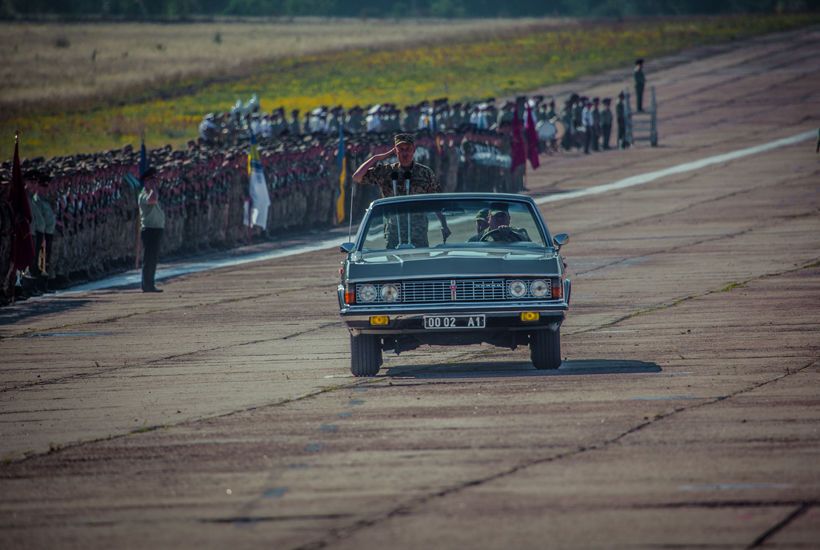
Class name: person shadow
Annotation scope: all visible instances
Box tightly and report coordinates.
[384,359,661,379]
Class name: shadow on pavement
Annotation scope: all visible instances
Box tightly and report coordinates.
[0,298,91,327]
[385,359,662,379]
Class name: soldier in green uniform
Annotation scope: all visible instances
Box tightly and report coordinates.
[31,172,56,292]
[352,133,451,248]
[634,58,646,112]
[346,106,365,134]
[600,98,613,150]
[288,109,301,136]
[138,167,165,293]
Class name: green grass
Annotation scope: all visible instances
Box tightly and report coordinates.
[4,14,818,160]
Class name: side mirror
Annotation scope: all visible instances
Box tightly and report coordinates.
[340,242,355,254]
[553,233,569,249]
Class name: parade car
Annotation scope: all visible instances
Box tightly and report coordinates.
[337,192,571,377]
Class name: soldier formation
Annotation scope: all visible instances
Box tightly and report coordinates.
[1,87,640,304]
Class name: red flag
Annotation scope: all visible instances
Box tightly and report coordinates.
[510,107,526,173]
[525,103,540,170]
[9,133,34,271]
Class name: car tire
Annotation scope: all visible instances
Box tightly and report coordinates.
[350,334,382,377]
[530,329,561,370]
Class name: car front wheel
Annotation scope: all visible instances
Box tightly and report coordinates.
[350,334,382,377]
[530,329,561,370]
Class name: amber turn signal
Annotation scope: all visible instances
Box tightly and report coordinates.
[551,280,563,299]
[520,311,540,322]
[369,315,390,326]
[344,287,355,304]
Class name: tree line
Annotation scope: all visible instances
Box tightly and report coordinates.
[1,0,814,19]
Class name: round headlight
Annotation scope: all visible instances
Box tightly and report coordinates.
[508,280,528,298]
[530,279,550,298]
[358,284,377,302]
[381,283,400,302]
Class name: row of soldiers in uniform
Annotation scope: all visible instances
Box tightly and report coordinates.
[200,93,633,155]
[558,92,631,154]
[0,127,513,303]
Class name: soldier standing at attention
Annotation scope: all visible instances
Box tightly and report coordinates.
[582,99,594,155]
[600,98,613,150]
[352,133,451,247]
[288,109,301,136]
[32,172,57,293]
[616,92,628,149]
[592,97,601,152]
[138,167,165,293]
[634,58,646,112]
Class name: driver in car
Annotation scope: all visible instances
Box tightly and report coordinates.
[480,208,530,242]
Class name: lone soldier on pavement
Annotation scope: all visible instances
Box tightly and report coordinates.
[634,58,646,112]
[352,133,451,248]
[138,167,165,293]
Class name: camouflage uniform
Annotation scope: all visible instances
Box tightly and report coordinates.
[360,159,440,249]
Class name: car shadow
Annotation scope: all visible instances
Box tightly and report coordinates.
[384,359,661,379]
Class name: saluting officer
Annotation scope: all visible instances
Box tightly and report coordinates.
[352,133,451,247]
[138,167,165,293]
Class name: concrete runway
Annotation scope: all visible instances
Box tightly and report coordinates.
[1,26,819,549]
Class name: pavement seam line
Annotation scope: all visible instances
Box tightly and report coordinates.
[747,502,813,549]
[293,359,818,550]
[566,255,820,336]
[0,320,342,394]
[1,375,372,466]
[0,281,331,339]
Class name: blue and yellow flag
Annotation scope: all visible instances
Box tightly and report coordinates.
[335,126,346,223]
[248,133,261,176]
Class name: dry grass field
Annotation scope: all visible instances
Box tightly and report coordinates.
[1,14,817,160]
[0,17,570,113]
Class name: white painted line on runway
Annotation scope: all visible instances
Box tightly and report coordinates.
[61,129,816,294]
[534,129,816,205]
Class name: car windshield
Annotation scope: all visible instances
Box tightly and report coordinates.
[359,198,548,252]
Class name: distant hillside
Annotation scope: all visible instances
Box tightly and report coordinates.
[2,0,816,20]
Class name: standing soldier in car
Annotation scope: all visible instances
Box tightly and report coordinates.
[352,133,451,247]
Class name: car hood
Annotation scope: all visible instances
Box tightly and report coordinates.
[348,248,561,281]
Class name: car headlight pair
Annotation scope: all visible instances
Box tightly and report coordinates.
[358,283,401,303]
[508,279,550,298]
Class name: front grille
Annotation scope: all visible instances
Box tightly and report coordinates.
[356,278,553,304]
[402,279,506,303]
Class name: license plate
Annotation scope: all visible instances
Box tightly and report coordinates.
[423,315,486,329]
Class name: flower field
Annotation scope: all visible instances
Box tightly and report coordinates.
[3,13,818,160]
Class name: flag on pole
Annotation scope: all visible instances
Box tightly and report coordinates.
[510,107,527,173]
[525,103,540,170]
[139,133,149,178]
[335,125,347,223]
[244,133,271,230]
[10,132,34,271]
